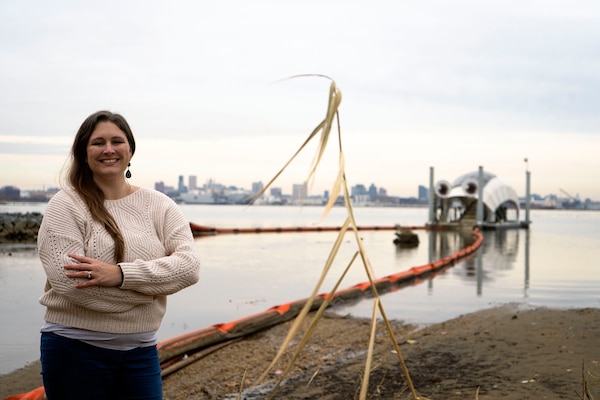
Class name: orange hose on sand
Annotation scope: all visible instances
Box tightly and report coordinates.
[3,386,45,400]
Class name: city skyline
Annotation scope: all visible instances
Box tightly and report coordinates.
[3,171,595,204]
[1,1,599,200]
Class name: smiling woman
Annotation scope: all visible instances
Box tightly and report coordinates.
[86,122,133,183]
[72,112,136,195]
[35,110,201,400]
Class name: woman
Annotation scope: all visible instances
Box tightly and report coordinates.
[37,110,201,400]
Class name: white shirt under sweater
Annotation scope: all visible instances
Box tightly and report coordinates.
[38,187,201,336]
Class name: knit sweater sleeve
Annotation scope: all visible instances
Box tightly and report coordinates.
[38,190,154,313]
[117,191,201,295]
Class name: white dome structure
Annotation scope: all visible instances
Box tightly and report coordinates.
[432,169,521,227]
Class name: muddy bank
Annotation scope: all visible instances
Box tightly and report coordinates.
[2,304,599,400]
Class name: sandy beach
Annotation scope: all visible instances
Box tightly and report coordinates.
[2,303,599,400]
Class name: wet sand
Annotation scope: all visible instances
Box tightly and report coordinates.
[2,304,599,399]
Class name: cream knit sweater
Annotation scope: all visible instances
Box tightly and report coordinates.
[38,187,201,334]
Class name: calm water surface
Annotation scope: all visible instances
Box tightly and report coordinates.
[1,203,599,375]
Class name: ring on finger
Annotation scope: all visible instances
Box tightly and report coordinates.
[87,271,92,280]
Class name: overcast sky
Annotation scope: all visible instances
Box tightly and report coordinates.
[1,0,599,200]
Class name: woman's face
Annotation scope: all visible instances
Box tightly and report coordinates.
[86,121,132,180]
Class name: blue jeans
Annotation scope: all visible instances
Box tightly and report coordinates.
[40,332,163,400]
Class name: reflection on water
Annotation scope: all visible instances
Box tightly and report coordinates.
[444,229,525,292]
[426,229,478,262]
[1,205,599,376]
[331,228,529,319]
[477,229,530,298]
[426,229,479,292]
[332,224,580,327]
[464,230,522,299]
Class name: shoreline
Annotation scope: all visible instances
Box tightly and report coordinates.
[2,303,599,399]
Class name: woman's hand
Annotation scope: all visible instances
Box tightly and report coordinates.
[64,254,123,288]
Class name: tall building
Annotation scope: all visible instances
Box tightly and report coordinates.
[0,186,20,201]
[418,185,428,201]
[251,181,264,194]
[351,184,367,197]
[178,175,186,193]
[189,175,197,191]
[368,183,377,199]
[292,182,307,199]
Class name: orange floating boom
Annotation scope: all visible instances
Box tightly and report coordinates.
[5,228,483,400]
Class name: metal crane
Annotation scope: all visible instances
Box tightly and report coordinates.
[559,188,577,200]
[559,188,581,208]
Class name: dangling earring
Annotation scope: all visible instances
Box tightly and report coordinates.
[126,163,132,179]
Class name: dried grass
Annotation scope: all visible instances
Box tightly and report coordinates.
[246,75,422,400]
[579,361,599,400]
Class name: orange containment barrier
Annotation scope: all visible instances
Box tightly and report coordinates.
[189,222,405,236]
[5,228,483,400]
[3,386,45,400]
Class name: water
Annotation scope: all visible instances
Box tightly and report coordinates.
[1,202,599,375]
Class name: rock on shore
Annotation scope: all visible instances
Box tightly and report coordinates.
[0,212,43,243]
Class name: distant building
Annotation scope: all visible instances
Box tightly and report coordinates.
[292,182,307,200]
[252,181,264,194]
[368,183,377,199]
[351,184,367,197]
[155,181,165,193]
[26,189,54,201]
[178,175,186,193]
[418,185,428,202]
[188,175,197,191]
[0,186,20,201]
[352,194,372,206]
[204,179,225,195]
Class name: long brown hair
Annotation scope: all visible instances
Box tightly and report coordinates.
[67,110,136,263]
